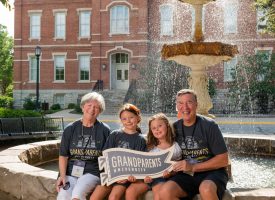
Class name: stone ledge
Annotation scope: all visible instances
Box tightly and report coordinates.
[0,140,274,200]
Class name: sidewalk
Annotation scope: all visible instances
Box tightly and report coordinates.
[46,109,275,124]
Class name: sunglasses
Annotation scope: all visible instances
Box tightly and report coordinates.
[62,182,70,190]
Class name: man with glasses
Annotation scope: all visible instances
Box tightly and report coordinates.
[158,89,229,200]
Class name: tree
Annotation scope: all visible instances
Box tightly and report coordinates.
[0,25,13,96]
[0,0,11,10]
[228,53,275,114]
[254,0,275,34]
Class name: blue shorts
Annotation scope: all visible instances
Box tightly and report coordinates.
[193,168,228,200]
[169,172,196,200]
[148,177,166,189]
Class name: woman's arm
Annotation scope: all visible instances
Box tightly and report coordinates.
[56,156,68,192]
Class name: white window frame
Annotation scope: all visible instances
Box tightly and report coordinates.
[53,54,66,82]
[79,10,91,38]
[224,57,237,82]
[110,5,129,35]
[28,11,42,40]
[28,55,39,82]
[78,54,91,82]
[257,9,267,33]
[255,48,272,81]
[53,10,67,40]
[160,4,173,36]
[223,4,238,34]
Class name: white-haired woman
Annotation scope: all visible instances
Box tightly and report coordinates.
[56,92,111,200]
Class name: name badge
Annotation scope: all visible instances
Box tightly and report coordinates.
[71,160,86,177]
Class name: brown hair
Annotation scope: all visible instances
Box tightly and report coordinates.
[147,113,175,150]
[119,103,141,133]
[176,89,197,102]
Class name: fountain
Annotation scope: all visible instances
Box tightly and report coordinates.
[161,0,238,116]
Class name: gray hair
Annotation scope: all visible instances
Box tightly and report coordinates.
[176,89,197,102]
[80,92,105,112]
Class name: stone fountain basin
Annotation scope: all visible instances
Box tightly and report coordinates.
[0,137,275,200]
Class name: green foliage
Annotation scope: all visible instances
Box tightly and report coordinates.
[208,78,217,98]
[23,98,37,110]
[50,104,61,110]
[0,95,13,108]
[228,53,275,114]
[0,108,41,118]
[136,56,189,113]
[67,103,76,109]
[254,0,275,34]
[0,25,13,95]
[0,0,11,10]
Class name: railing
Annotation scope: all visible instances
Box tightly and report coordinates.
[0,117,64,140]
[124,79,137,103]
[93,80,103,91]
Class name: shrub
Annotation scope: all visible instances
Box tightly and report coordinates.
[0,108,41,118]
[67,103,76,109]
[0,96,13,108]
[23,98,38,110]
[50,104,61,110]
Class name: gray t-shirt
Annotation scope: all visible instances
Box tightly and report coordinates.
[103,129,147,152]
[173,115,227,163]
[59,119,111,177]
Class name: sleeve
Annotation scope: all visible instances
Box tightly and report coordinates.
[137,135,147,152]
[207,121,228,155]
[172,142,182,161]
[59,124,73,157]
[103,130,116,150]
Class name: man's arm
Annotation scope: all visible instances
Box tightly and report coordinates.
[173,152,229,173]
[192,152,229,172]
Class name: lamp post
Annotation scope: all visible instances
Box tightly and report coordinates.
[35,46,41,111]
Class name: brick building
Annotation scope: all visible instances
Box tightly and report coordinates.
[13,0,274,110]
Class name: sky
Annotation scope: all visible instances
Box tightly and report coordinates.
[0,0,15,37]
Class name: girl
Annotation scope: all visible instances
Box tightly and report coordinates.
[90,103,147,200]
[125,113,182,200]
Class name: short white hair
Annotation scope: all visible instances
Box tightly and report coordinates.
[80,92,105,112]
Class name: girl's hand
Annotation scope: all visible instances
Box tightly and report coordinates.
[163,170,171,178]
[117,179,128,184]
[56,176,66,192]
[144,176,152,183]
[128,175,136,183]
[172,160,193,172]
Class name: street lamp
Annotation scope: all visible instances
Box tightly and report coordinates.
[35,46,41,111]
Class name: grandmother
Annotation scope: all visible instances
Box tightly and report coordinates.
[56,92,111,200]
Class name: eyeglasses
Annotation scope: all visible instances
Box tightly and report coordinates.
[62,182,70,190]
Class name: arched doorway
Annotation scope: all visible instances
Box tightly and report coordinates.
[111,53,129,90]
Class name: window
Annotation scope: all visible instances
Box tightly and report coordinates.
[79,55,90,81]
[224,57,237,82]
[54,94,65,109]
[54,55,65,81]
[29,13,41,39]
[224,4,237,34]
[79,11,91,38]
[110,5,129,34]
[29,56,38,81]
[115,53,128,63]
[55,12,66,39]
[255,49,272,81]
[257,9,267,32]
[160,5,173,36]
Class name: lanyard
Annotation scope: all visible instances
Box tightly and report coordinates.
[181,119,197,148]
[81,124,94,157]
